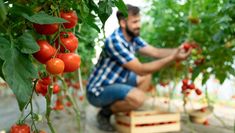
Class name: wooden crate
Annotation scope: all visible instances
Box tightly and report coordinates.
[115,110,180,133]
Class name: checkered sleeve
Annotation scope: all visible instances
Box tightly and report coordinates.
[133,37,148,51]
[105,38,135,65]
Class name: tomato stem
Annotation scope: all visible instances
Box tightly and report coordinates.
[45,83,56,133]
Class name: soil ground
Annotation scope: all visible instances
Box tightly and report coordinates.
[0,95,234,133]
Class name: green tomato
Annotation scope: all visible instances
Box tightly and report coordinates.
[191,49,197,55]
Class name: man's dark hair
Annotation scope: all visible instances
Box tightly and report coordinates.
[116,4,140,22]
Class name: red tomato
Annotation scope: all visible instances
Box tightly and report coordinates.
[60,10,78,29]
[46,58,65,74]
[203,119,209,126]
[195,88,202,95]
[181,85,188,91]
[33,40,56,64]
[182,78,189,86]
[36,81,48,96]
[41,76,51,85]
[183,42,191,51]
[188,83,195,90]
[56,32,78,52]
[57,53,81,72]
[53,84,60,94]
[66,101,72,107]
[33,23,59,35]
[10,124,30,133]
[53,100,64,110]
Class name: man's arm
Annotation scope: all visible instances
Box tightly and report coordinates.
[138,45,177,58]
[123,47,191,76]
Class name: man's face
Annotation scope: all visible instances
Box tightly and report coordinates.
[124,14,141,38]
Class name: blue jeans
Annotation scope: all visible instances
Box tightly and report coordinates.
[87,72,137,107]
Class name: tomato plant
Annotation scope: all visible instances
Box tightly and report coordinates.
[142,0,235,84]
[0,0,128,132]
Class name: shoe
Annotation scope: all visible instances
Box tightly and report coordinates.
[96,108,116,132]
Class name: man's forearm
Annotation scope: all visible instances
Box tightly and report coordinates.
[140,55,175,75]
[153,48,177,58]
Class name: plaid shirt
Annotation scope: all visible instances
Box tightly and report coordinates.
[86,27,147,96]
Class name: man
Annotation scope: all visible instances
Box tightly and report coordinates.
[86,4,191,131]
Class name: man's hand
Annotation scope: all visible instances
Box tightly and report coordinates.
[171,45,192,61]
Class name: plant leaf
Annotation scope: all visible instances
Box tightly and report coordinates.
[202,72,210,85]
[23,12,67,24]
[113,0,127,17]
[1,43,38,110]
[98,0,113,25]
[192,67,201,81]
[84,14,100,32]
[0,58,4,80]
[17,32,39,54]
[0,37,11,60]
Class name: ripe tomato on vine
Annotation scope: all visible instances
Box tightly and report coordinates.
[60,10,78,29]
[33,23,59,35]
[10,124,30,133]
[33,40,56,64]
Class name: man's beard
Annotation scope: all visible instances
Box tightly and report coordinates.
[125,25,140,38]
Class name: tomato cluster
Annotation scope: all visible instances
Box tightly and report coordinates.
[181,78,202,96]
[33,10,81,75]
[36,75,61,96]
[182,41,205,75]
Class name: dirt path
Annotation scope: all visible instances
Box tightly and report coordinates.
[0,95,234,133]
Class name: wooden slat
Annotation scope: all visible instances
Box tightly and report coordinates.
[131,110,162,116]
[132,113,180,124]
[132,123,181,133]
[115,122,130,133]
[115,115,130,123]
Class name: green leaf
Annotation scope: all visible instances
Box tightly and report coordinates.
[0,37,11,60]
[84,14,100,32]
[17,32,39,54]
[192,67,201,81]
[9,3,33,17]
[98,0,113,25]
[216,72,226,84]
[89,0,99,14]
[202,72,210,85]
[2,48,38,111]
[113,0,127,17]
[80,2,90,19]
[0,58,4,80]
[23,12,67,24]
